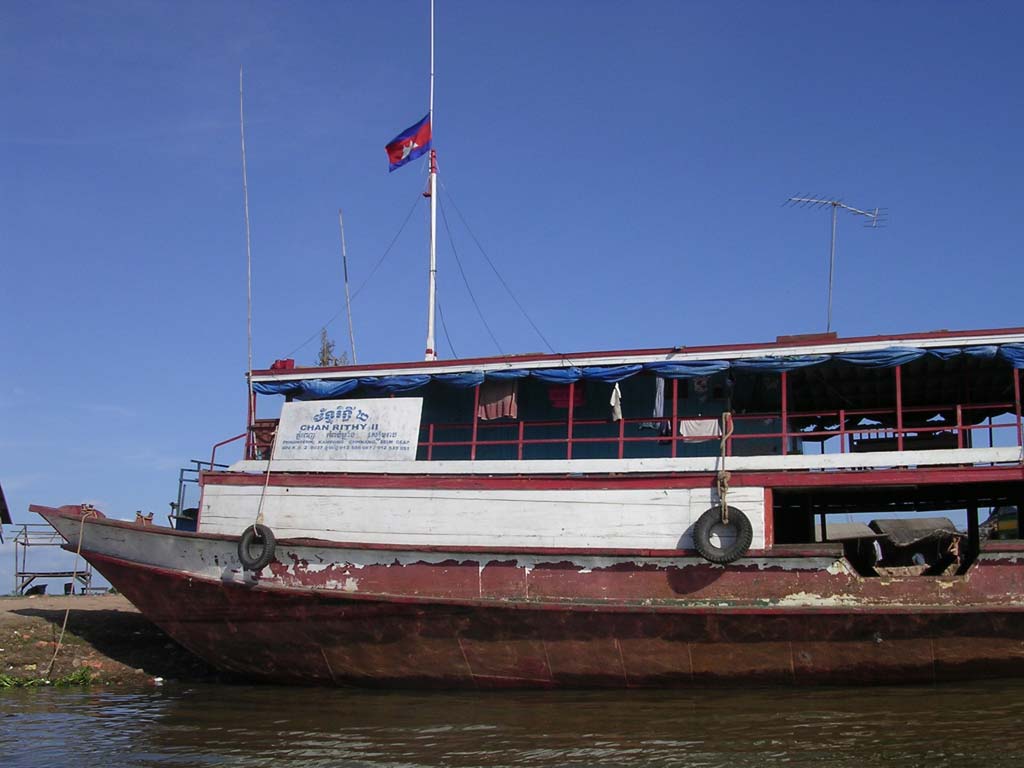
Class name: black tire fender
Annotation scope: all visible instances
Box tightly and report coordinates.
[692,505,753,564]
[238,524,276,571]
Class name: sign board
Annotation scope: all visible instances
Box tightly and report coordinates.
[273,398,423,461]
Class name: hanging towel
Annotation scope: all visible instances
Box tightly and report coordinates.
[478,380,518,420]
[640,377,665,430]
[653,376,665,419]
[610,383,622,421]
[679,418,721,441]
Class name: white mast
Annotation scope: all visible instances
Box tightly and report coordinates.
[338,209,357,364]
[240,67,255,429]
[424,0,438,361]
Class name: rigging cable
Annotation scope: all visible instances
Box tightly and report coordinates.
[439,181,557,355]
[436,295,459,359]
[279,191,423,361]
[438,198,504,355]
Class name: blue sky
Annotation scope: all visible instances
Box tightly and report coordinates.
[2,1,1022,590]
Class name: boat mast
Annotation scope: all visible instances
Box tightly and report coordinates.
[424,0,438,361]
[240,67,255,431]
[338,209,358,364]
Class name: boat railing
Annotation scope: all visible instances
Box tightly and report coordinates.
[416,399,1022,461]
[239,397,1022,463]
[11,523,94,595]
[211,432,247,467]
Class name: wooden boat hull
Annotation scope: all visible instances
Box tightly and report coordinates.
[33,503,1024,688]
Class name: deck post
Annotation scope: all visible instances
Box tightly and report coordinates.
[895,364,904,452]
[1013,368,1022,450]
[245,390,256,459]
[780,372,788,456]
[471,385,480,460]
[567,381,575,459]
[967,503,980,557]
[671,379,679,458]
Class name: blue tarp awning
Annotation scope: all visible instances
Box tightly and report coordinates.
[252,344,1024,400]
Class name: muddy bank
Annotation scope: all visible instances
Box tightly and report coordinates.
[0,594,219,686]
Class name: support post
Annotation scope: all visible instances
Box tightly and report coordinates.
[1014,368,1022,450]
[471,385,480,461]
[781,371,788,456]
[967,503,979,558]
[895,364,904,452]
[566,382,575,459]
[671,379,679,458]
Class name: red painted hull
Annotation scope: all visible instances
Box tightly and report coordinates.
[33,504,1024,688]
[82,549,1024,688]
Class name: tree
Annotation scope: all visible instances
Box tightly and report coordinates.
[317,328,348,367]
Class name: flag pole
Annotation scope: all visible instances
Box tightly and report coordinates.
[424,0,438,361]
[240,67,255,433]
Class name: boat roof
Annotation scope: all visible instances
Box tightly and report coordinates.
[252,325,1024,384]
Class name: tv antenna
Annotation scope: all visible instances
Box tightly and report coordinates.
[786,196,886,333]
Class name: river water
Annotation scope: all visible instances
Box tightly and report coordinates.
[3,680,1024,767]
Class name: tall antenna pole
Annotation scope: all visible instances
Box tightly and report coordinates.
[787,196,885,333]
[424,0,438,361]
[827,202,838,333]
[240,67,255,430]
[338,209,358,364]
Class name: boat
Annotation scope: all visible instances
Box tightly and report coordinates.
[34,326,1024,687]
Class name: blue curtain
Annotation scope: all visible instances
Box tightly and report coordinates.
[833,347,926,368]
[731,355,830,373]
[253,343,1024,398]
[643,360,730,378]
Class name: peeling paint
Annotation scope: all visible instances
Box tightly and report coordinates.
[772,591,864,607]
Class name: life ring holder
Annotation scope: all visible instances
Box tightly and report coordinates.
[238,524,276,571]
[692,505,752,564]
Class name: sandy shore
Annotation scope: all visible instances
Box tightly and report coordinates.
[0,593,218,686]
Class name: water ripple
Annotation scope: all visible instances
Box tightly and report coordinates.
[3,680,1024,767]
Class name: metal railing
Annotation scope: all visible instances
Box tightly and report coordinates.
[11,523,92,596]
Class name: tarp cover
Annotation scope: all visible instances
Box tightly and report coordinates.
[869,517,959,547]
[252,344,1024,400]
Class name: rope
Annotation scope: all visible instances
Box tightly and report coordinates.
[438,198,504,354]
[439,182,558,355]
[252,426,281,530]
[278,191,423,362]
[45,504,98,680]
[717,412,734,523]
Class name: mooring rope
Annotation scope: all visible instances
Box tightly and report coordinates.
[717,412,734,523]
[252,427,281,531]
[45,504,98,679]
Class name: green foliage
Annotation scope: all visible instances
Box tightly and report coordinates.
[0,667,94,688]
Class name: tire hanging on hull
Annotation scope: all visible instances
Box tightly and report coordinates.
[692,505,752,564]
[238,524,276,571]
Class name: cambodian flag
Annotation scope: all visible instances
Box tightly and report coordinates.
[385,114,432,172]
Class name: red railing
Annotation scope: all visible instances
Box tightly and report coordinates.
[241,367,1024,463]
[417,401,1022,461]
[211,432,247,467]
